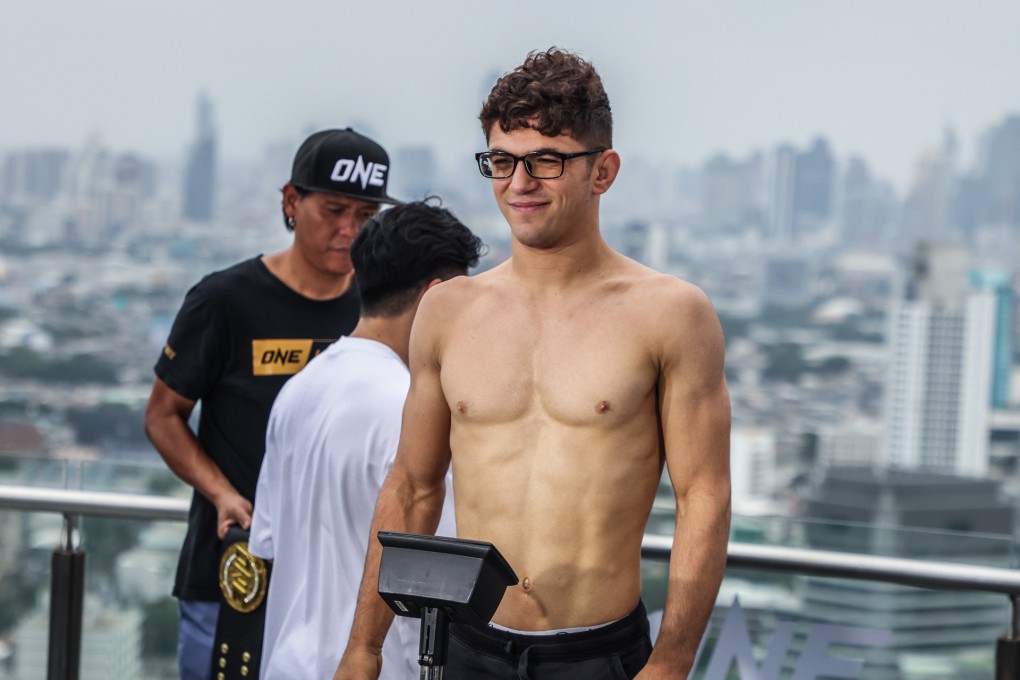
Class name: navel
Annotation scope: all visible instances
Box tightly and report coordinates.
[595,400,611,414]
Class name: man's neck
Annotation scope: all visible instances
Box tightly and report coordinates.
[349,314,414,366]
[261,248,354,301]
[508,232,614,290]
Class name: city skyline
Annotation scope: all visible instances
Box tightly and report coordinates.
[3,1,1020,194]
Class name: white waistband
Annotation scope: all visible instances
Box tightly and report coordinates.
[487,615,623,637]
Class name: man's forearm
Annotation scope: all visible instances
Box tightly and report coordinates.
[643,494,730,677]
[345,499,398,652]
[146,414,237,503]
[342,472,446,656]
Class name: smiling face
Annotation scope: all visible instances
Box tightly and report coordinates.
[284,186,380,278]
[485,125,617,250]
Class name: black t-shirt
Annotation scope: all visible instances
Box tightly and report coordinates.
[154,256,360,600]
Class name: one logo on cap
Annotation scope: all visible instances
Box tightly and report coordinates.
[219,540,268,613]
[330,155,388,190]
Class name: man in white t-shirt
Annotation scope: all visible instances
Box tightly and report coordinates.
[248,199,484,680]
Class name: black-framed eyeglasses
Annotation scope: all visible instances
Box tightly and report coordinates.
[475,147,606,179]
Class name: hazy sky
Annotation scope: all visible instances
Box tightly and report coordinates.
[3,1,1019,193]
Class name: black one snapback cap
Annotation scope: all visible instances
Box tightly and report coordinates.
[290,128,401,205]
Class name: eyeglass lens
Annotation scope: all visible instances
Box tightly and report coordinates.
[480,152,565,179]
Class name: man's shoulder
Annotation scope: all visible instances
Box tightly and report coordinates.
[195,256,263,288]
[418,267,500,316]
[638,269,709,304]
[605,257,709,307]
[601,261,721,352]
[438,264,503,291]
[183,257,264,303]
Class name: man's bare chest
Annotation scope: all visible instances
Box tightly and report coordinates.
[439,309,657,426]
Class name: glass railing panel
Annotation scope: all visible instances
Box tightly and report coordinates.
[642,502,1012,679]
[640,557,1006,679]
[1,511,185,680]
[1,508,52,680]
[0,452,189,680]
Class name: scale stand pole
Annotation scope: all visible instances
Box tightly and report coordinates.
[418,606,450,680]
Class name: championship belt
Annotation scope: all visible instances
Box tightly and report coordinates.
[211,526,271,679]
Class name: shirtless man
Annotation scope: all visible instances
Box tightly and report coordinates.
[337,48,731,680]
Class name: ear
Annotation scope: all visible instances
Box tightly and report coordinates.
[591,150,621,196]
[281,183,302,216]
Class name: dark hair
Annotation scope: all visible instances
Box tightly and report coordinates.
[479,47,613,149]
[280,184,311,231]
[352,198,484,317]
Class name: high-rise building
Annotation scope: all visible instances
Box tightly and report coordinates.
[182,92,217,222]
[882,243,1006,476]
[0,148,70,204]
[792,137,835,236]
[764,139,835,245]
[838,156,874,248]
[977,114,1020,227]
[969,269,1014,409]
[838,156,898,253]
[901,130,959,248]
[764,144,796,244]
[700,153,755,234]
[818,421,883,468]
[730,427,777,514]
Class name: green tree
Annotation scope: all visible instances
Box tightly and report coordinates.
[812,356,851,375]
[67,403,147,446]
[81,517,141,576]
[0,347,118,384]
[761,342,807,382]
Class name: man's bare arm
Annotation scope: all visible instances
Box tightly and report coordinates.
[143,376,252,538]
[335,293,455,680]
[639,284,732,680]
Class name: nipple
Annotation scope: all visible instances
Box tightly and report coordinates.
[522,577,532,593]
[457,401,469,415]
[595,400,610,414]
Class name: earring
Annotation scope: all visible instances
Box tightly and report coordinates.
[287,215,296,228]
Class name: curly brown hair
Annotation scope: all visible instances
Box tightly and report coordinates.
[479,47,612,149]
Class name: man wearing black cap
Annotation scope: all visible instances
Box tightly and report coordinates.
[144,128,400,680]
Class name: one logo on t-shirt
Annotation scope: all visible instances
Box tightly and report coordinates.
[163,344,177,360]
[251,339,333,376]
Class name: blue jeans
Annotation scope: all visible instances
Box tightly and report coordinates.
[178,599,219,680]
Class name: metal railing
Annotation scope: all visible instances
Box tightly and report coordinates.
[2,484,1020,678]
[0,483,189,521]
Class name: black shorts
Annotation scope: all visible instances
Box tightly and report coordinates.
[446,600,653,679]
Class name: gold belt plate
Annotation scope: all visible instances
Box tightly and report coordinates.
[219,541,268,613]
